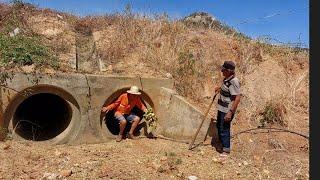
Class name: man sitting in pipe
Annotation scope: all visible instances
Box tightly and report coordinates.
[101,86,147,142]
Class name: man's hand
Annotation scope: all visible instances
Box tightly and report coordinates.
[224,111,233,122]
[214,86,221,94]
[101,106,110,113]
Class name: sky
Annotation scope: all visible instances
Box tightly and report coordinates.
[1,0,309,48]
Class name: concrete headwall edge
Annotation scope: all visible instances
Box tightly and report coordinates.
[0,72,173,144]
[0,72,214,144]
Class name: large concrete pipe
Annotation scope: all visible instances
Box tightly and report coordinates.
[100,87,155,137]
[3,85,81,144]
[13,93,72,141]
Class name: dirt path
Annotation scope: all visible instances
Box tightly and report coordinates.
[0,136,308,179]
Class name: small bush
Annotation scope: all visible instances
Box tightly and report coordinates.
[0,33,58,68]
[174,50,196,97]
[260,100,287,127]
[74,19,93,36]
[161,151,182,171]
[174,49,205,101]
[0,0,35,35]
[11,0,24,7]
[165,152,177,157]
[0,127,8,141]
[143,108,158,134]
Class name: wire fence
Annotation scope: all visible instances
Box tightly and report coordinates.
[255,35,309,50]
[236,6,309,25]
[232,6,309,49]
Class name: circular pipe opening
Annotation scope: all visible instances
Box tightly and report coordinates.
[104,106,148,136]
[12,93,72,141]
[100,88,154,136]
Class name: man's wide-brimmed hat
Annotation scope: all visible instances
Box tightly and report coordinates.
[127,86,141,95]
[221,60,236,71]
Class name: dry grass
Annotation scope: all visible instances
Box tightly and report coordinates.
[0,137,309,179]
[0,127,8,141]
[0,3,309,140]
[62,9,237,101]
[0,1,308,125]
[0,2,308,105]
[259,98,287,127]
[74,18,93,36]
[0,3,310,179]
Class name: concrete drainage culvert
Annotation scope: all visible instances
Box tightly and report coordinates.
[13,93,72,141]
[4,85,81,144]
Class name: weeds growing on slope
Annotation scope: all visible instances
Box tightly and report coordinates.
[260,100,287,127]
[0,127,8,141]
[0,33,58,68]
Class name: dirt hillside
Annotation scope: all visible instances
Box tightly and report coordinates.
[0,2,309,179]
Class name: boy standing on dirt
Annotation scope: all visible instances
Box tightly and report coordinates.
[214,60,241,157]
[101,86,147,142]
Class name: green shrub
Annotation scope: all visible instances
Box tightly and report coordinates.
[174,50,196,96]
[260,101,287,127]
[143,108,158,134]
[0,127,8,141]
[0,34,58,68]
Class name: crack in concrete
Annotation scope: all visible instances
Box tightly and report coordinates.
[139,76,144,91]
[84,74,93,128]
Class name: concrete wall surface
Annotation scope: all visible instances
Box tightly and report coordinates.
[157,87,212,142]
[0,72,213,144]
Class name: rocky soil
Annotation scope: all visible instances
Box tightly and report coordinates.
[0,130,308,180]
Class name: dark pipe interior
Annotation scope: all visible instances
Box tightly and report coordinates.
[104,106,146,136]
[13,93,72,141]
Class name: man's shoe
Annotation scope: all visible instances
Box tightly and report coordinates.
[218,152,229,162]
[127,133,137,140]
[222,147,231,153]
[116,134,123,142]
[219,152,229,158]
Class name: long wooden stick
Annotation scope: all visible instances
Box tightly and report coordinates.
[202,120,212,143]
[188,92,218,150]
